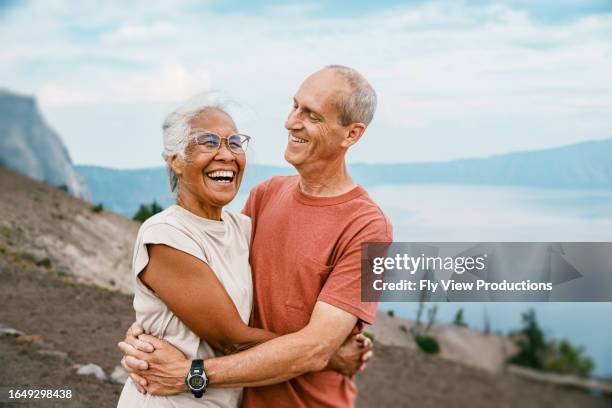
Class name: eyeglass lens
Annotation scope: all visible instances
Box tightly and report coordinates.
[196,133,248,154]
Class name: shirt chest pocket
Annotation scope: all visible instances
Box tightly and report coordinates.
[284,257,333,331]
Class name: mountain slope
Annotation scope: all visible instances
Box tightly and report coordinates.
[77,164,294,216]
[351,137,612,189]
[77,137,612,217]
[0,89,89,198]
[0,166,137,293]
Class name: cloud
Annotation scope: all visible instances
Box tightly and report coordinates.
[39,62,211,105]
[1,0,611,167]
[101,22,178,43]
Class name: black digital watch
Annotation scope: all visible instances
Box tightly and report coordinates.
[185,359,208,398]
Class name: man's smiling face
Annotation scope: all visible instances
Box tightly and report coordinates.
[284,69,352,169]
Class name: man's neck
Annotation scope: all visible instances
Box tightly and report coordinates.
[297,159,356,197]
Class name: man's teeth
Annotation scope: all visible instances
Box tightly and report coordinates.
[291,136,308,144]
[206,170,235,183]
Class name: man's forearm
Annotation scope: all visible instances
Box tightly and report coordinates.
[131,302,356,393]
[205,328,331,388]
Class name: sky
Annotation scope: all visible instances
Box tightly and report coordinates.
[1,0,611,168]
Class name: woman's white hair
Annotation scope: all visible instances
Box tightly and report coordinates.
[161,93,229,195]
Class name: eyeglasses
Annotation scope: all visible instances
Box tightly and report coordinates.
[190,130,251,155]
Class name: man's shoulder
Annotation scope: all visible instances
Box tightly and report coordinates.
[349,187,386,218]
[250,174,298,196]
[350,188,393,240]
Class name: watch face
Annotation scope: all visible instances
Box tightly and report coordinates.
[189,375,205,389]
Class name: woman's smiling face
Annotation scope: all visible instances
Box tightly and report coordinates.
[172,108,246,218]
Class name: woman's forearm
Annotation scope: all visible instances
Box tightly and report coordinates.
[140,244,278,356]
[218,325,278,355]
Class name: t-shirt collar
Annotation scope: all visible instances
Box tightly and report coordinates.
[292,178,365,206]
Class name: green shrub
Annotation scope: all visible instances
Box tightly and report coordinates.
[453,308,468,328]
[91,203,104,213]
[415,334,440,354]
[133,201,163,223]
[507,309,594,377]
[544,340,594,377]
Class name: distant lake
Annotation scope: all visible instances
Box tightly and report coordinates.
[228,183,612,378]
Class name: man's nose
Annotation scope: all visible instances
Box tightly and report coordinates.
[285,109,303,131]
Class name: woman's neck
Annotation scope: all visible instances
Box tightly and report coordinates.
[177,193,222,221]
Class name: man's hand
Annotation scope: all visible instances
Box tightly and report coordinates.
[118,322,191,396]
[326,333,373,377]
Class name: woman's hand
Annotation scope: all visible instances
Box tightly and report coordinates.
[326,333,374,377]
[119,322,149,393]
[118,322,191,396]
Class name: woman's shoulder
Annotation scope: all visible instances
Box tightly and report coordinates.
[223,211,252,232]
[137,206,188,238]
[133,206,206,265]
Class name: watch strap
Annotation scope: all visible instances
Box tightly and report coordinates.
[192,359,204,374]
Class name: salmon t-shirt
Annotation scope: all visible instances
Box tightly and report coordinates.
[241,175,393,408]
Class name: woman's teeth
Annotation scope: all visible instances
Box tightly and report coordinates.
[206,170,235,183]
[291,136,308,144]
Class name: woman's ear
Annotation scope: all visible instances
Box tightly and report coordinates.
[170,154,184,176]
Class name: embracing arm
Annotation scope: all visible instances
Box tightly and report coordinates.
[123,300,363,394]
[204,300,358,387]
[140,244,277,354]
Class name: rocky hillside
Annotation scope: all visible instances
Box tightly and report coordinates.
[0,89,89,199]
[0,166,136,293]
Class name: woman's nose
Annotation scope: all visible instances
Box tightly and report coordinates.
[215,140,235,160]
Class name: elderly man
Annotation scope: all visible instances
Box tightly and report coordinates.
[120,64,392,407]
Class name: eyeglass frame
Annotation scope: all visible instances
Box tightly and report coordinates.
[189,129,251,155]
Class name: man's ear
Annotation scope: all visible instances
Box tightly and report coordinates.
[170,154,184,176]
[342,123,366,148]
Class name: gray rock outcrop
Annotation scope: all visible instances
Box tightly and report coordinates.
[0,89,89,199]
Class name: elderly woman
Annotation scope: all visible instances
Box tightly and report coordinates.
[117,103,278,407]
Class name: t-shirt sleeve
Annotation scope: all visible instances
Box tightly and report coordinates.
[241,179,271,218]
[133,222,207,278]
[317,215,393,325]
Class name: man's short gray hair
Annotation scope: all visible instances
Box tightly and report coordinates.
[161,97,228,195]
[325,64,377,127]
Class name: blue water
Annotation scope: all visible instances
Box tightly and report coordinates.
[228,184,612,378]
[367,184,612,379]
